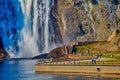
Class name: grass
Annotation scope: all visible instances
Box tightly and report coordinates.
[76,41,120,59]
[77,50,120,64]
[77,50,120,65]
[76,41,109,53]
[99,51,120,60]
[74,41,120,64]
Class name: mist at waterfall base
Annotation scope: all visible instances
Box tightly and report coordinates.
[0,0,60,58]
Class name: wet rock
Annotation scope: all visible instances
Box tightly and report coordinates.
[0,36,9,60]
[0,49,9,60]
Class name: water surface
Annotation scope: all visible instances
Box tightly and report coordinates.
[0,59,119,80]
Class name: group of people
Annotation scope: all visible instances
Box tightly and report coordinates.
[91,54,102,64]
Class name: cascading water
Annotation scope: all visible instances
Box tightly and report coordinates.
[18,0,39,57]
[0,0,60,58]
[88,1,96,40]
[18,0,57,58]
[0,0,24,57]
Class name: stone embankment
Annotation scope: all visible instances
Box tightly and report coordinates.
[35,58,120,75]
[35,63,120,74]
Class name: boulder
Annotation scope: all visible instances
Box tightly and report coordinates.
[0,36,9,60]
[47,46,68,59]
[0,49,9,60]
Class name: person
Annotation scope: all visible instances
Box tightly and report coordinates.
[100,54,102,58]
[94,59,96,64]
[50,57,53,62]
[92,59,94,64]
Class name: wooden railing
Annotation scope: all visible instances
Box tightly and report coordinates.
[36,60,120,66]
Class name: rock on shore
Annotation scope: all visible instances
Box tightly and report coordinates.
[47,46,68,59]
[0,49,9,60]
[0,37,9,60]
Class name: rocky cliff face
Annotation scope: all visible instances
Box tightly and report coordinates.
[0,36,9,60]
[52,0,120,44]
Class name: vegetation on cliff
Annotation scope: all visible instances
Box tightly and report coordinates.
[89,0,119,5]
[71,29,120,61]
[76,41,109,54]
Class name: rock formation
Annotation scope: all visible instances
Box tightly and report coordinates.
[0,36,9,60]
[47,46,68,59]
[48,0,120,59]
[52,0,120,44]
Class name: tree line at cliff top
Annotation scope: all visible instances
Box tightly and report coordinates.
[89,0,119,5]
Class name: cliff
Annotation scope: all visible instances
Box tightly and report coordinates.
[52,0,120,44]
[0,36,9,60]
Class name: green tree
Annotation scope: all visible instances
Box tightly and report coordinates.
[89,0,94,3]
[109,0,114,4]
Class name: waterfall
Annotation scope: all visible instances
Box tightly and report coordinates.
[17,0,56,58]
[44,0,49,52]
[88,1,96,40]
[0,0,61,58]
[0,0,24,58]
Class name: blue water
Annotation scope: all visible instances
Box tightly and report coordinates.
[0,59,119,80]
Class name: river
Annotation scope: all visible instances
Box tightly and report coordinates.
[0,59,119,80]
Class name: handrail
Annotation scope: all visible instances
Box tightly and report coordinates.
[36,59,120,65]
